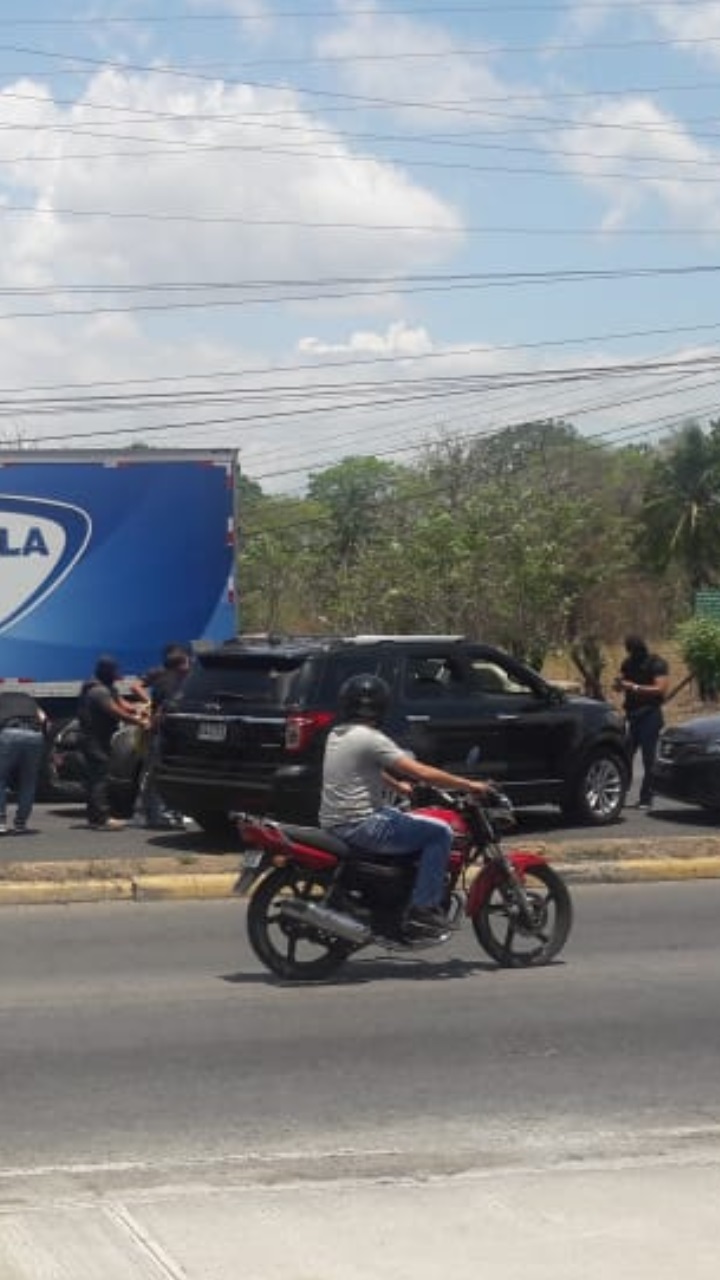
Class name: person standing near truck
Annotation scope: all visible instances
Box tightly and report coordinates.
[77,655,144,831]
[0,690,47,834]
[132,643,192,829]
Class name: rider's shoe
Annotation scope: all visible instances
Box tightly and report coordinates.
[404,905,447,939]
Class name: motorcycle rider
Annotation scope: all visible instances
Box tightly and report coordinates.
[319,673,494,937]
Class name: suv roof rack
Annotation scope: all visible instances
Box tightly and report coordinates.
[349,634,466,644]
[224,632,335,648]
[223,633,468,649]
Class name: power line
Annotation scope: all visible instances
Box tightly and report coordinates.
[0,3,713,25]
[9,26,720,68]
[241,376,720,534]
[7,40,720,131]
[245,370,720,484]
[1,264,720,321]
[8,63,720,156]
[12,352,720,447]
[6,137,720,185]
[4,317,720,403]
[2,202,717,235]
[4,108,720,180]
[9,77,720,140]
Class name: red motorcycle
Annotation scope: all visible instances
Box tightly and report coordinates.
[235,787,572,981]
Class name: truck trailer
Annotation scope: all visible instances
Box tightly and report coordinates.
[0,449,237,718]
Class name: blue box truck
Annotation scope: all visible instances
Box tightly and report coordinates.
[0,448,237,719]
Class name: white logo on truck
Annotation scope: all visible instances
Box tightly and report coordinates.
[0,497,92,632]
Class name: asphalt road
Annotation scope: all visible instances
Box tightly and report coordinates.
[4,786,720,863]
[1,882,720,1170]
[3,883,720,1279]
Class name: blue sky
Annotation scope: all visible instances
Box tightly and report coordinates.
[2,1,720,490]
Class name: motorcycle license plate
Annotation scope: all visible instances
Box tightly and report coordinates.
[198,721,227,742]
[234,850,265,895]
[242,851,264,870]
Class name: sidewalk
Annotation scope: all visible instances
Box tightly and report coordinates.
[2,833,720,905]
[2,1150,720,1279]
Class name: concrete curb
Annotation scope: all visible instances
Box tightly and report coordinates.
[2,839,720,905]
[0,873,239,907]
[556,857,720,884]
[0,855,239,907]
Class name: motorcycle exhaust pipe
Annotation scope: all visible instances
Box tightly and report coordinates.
[279,898,371,945]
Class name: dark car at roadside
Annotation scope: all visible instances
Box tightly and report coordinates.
[652,714,720,810]
[153,633,631,835]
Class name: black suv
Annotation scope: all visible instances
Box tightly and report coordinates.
[154,634,630,833]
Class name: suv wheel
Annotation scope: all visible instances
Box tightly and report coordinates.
[563,750,627,826]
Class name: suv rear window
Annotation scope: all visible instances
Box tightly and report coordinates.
[182,653,309,705]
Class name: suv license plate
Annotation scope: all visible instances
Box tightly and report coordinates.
[198,721,227,742]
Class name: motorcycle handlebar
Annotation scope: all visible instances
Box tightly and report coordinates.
[409,782,510,811]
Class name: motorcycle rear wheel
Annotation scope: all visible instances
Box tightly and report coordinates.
[472,863,572,968]
[247,866,354,981]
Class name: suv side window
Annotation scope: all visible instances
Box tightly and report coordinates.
[466,659,533,698]
[320,650,386,702]
[404,653,467,700]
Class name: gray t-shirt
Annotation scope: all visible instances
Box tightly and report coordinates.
[319,722,405,829]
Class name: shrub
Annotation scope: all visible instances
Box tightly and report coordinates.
[676,617,720,701]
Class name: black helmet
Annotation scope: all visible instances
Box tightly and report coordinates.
[338,673,391,724]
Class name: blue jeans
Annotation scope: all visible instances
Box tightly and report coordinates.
[332,806,453,909]
[134,733,170,826]
[627,707,663,805]
[0,727,45,825]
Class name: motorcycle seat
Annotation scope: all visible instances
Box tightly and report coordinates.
[279,824,352,857]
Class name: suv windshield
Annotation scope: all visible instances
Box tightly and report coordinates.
[182,654,308,705]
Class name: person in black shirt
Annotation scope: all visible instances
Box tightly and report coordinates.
[132,643,191,828]
[77,655,143,830]
[615,634,669,809]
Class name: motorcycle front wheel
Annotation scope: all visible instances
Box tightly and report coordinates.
[472,863,572,968]
[247,866,354,981]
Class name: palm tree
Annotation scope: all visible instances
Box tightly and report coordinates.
[640,422,720,595]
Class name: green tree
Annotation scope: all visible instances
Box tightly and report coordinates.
[306,455,408,568]
[239,493,325,632]
[639,422,720,596]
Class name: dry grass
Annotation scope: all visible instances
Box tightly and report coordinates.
[545,640,714,727]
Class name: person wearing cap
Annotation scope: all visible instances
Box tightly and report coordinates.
[77,655,144,831]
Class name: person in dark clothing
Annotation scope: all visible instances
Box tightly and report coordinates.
[132,643,191,828]
[0,691,47,834]
[77,655,143,830]
[615,635,669,809]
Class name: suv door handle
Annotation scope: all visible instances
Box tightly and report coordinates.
[497,714,519,720]
[406,715,430,722]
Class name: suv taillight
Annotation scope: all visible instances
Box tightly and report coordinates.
[285,711,334,753]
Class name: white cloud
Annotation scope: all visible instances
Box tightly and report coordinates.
[315,3,537,129]
[0,69,462,295]
[298,321,434,358]
[557,2,619,39]
[648,1,720,49]
[188,0,276,43]
[0,66,465,460]
[551,98,720,232]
